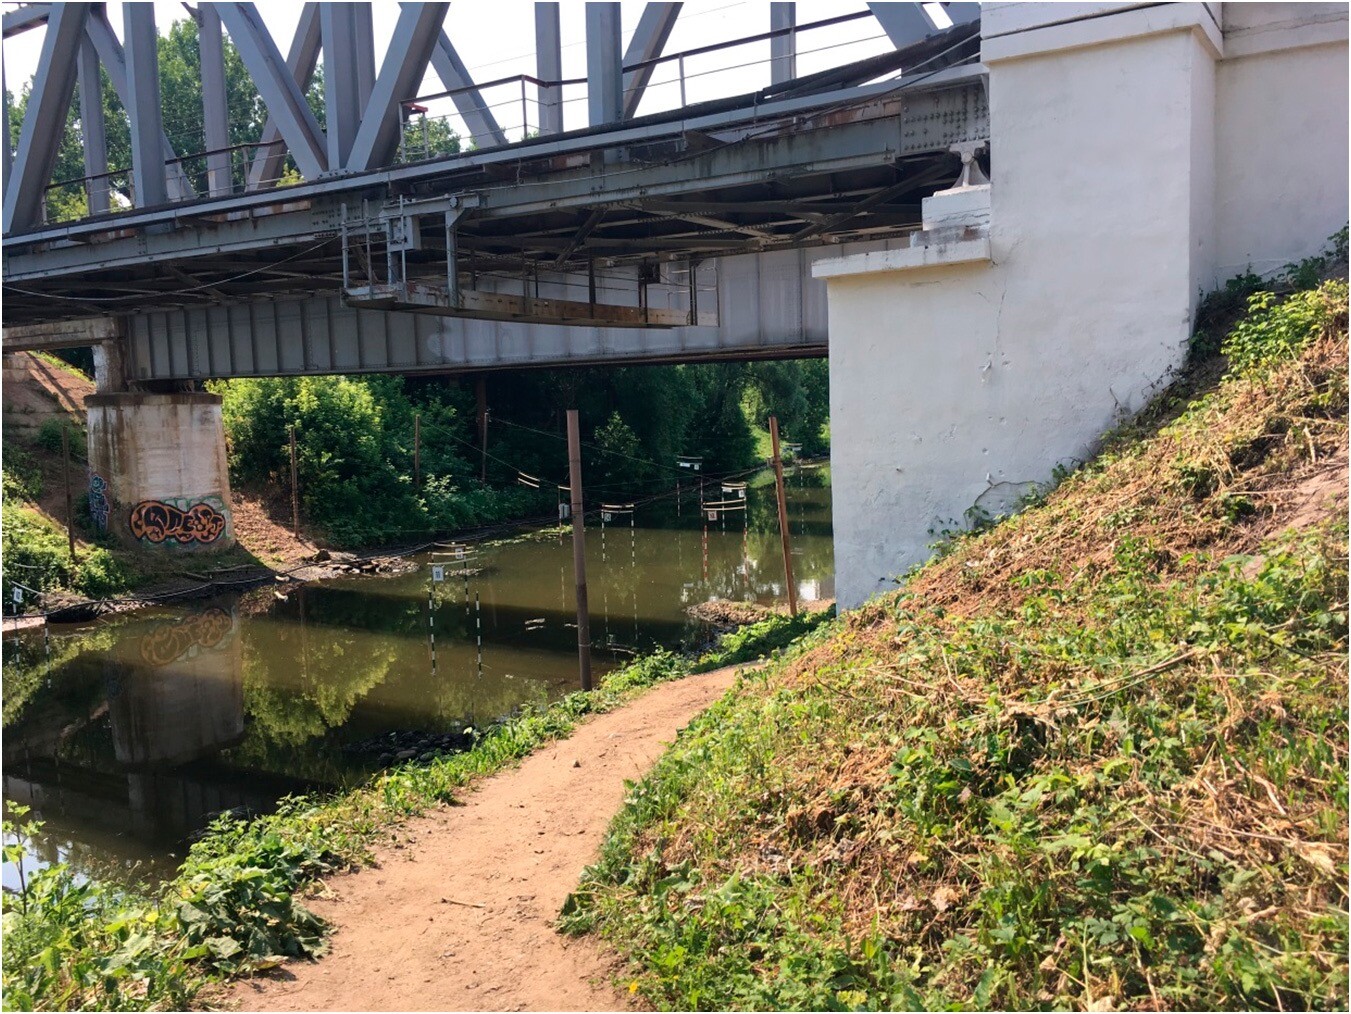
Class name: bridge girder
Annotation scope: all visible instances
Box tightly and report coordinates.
[2,4,985,352]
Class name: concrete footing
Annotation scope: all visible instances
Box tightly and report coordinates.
[85,392,235,551]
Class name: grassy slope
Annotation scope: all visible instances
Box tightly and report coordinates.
[564,280,1349,1011]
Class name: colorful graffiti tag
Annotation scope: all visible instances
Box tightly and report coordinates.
[139,607,236,666]
[128,497,229,545]
[88,473,110,531]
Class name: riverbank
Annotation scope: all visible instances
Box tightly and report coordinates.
[225,662,748,1012]
[1,609,832,1011]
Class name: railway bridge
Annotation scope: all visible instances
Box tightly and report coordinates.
[2,1,1346,606]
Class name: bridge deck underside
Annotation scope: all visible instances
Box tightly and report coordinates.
[3,31,988,374]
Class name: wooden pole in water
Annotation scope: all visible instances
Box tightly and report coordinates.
[769,415,797,616]
[476,376,489,482]
[289,425,300,540]
[61,424,76,561]
[566,408,593,691]
[413,413,421,489]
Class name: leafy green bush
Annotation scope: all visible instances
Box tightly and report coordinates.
[1223,280,1348,375]
[34,418,85,459]
[1,499,131,608]
[215,375,537,546]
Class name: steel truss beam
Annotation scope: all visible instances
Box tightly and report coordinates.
[770,3,796,85]
[322,4,368,168]
[84,7,196,202]
[2,3,51,39]
[587,3,623,127]
[347,3,451,172]
[209,2,328,180]
[198,6,232,197]
[246,2,321,190]
[3,65,985,263]
[622,2,682,119]
[428,21,508,148]
[77,38,109,214]
[4,3,87,231]
[868,2,939,50]
[942,4,981,27]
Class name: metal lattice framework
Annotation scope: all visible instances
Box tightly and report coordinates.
[2,2,987,355]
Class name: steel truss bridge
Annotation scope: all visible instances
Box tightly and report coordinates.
[1,2,989,381]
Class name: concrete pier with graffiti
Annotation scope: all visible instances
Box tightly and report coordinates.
[85,392,235,551]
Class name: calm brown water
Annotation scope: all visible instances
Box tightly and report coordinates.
[2,468,831,888]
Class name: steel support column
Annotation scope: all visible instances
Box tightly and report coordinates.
[321,4,365,169]
[77,38,109,214]
[347,3,451,172]
[84,7,195,201]
[211,2,327,181]
[535,4,563,134]
[199,6,232,197]
[770,3,796,85]
[586,3,623,127]
[4,3,87,231]
[621,3,681,119]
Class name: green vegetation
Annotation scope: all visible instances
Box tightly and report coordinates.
[1,445,131,608]
[0,611,829,1012]
[561,277,1348,1010]
[212,359,828,548]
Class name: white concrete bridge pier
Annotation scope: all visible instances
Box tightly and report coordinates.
[818,2,1348,608]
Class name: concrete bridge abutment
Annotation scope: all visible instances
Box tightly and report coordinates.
[85,391,235,553]
[818,2,1348,608]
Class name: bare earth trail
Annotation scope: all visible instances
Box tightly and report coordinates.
[223,665,745,1013]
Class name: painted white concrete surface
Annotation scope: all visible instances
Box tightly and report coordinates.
[1214,24,1348,279]
[86,393,235,550]
[821,2,1348,608]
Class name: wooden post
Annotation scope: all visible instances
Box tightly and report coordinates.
[413,413,421,488]
[289,425,300,540]
[769,415,797,615]
[566,408,593,691]
[61,425,76,561]
[476,375,489,482]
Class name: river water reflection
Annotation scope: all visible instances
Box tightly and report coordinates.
[2,468,832,887]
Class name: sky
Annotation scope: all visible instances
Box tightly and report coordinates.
[0,2,936,147]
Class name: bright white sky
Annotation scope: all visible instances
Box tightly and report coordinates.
[0,2,940,147]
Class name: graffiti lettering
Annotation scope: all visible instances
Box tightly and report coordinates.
[139,608,235,666]
[129,499,228,544]
[88,473,110,531]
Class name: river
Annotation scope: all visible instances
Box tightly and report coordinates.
[2,467,831,889]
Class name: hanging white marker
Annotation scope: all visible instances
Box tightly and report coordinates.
[431,564,445,583]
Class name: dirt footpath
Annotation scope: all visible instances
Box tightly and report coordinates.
[223,666,744,1013]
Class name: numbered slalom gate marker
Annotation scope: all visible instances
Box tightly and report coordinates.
[721,481,747,500]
